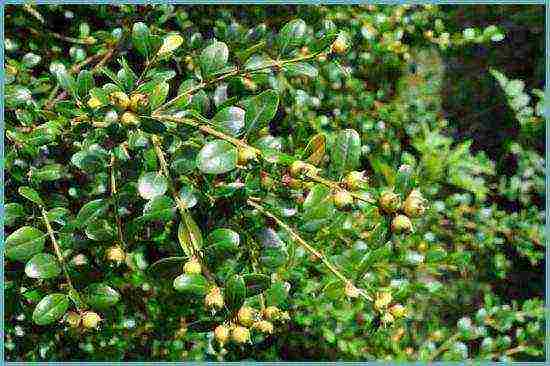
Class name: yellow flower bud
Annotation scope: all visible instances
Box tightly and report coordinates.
[121,111,140,126]
[106,246,126,263]
[344,171,366,191]
[403,189,427,218]
[263,306,281,321]
[204,286,224,310]
[374,291,392,310]
[183,257,202,275]
[238,146,257,165]
[109,91,130,110]
[65,311,81,327]
[381,312,395,325]
[81,311,101,329]
[253,320,274,334]
[334,189,354,209]
[391,214,413,234]
[237,306,256,327]
[231,325,251,344]
[390,304,407,318]
[214,324,230,345]
[331,34,348,54]
[87,96,103,109]
[129,93,149,113]
[290,160,308,178]
[379,190,401,214]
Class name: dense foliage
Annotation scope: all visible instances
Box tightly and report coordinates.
[4,4,545,361]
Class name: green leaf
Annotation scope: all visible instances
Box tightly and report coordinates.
[178,185,198,209]
[212,106,245,137]
[71,145,109,173]
[84,219,116,241]
[240,89,279,137]
[5,226,46,262]
[6,203,25,227]
[30,164,64,182]
[25,253,61,279]
[32,293,69,325]
[132,22,152,60]
[173,273,208,295]
[76,70,95,99]
[331,129,361,177]
[284,62,318,78]
[277,19,306,54]
[225,274,246,312]
[207,228,240,253]
[303,133,326,165]
[55,68,77,98]
[18,186,44,206]
[178,212,203,257]
[149,81,169,110]
[199,40,229,78]
[85,283,121,310]
[243,273,271,297]
[158,33,184,56]
[196,140,238,175]
[138,172,168,200]
[148,256,187,281]
[139,195,175,223]
[75,199,109,228]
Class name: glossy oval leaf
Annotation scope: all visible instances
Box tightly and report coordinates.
[25,253,61,279]
[85,283,121,310]
[241,89,279,138]
[212,106,245,137]
[5,226,46,262]
[178,212,203,257]
[132,22,152,59]
[225,274,246,312]
[138,172,168,200]
[207,228,240,253]
[199,41,229,78]
[32,293,69,325]
[331,129,361,177]
[243,273,271,297]
[173,273,208,295]
[278,19,306,54]
[196,140,237,175]
[148,256,187,281]
[75,199,109,228]
[18,186,44,206]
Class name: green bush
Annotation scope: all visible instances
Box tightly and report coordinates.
[4,4,545,361]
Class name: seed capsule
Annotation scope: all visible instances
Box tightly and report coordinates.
[391,214,413,234]
[334,189,354,209]
[403,189,427,218]
[81,311,101,329]
[253,320,274,334]
[237,306,256,327]
[231,326,251,344]
[379,190,401,214]
[106,246,125,263]
[204,286,224,310]
[390,304,407,318]
[183,257,202,275]
[214,324,230,346]
[331,34,348,54]
[344,281,361,298]
[290,160,308,177]
[104,110,119,125]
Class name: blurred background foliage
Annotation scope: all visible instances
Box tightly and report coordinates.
[4,4,545,361]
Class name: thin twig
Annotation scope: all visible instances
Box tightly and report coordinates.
[246,199,372,302]
[110,154,127,249]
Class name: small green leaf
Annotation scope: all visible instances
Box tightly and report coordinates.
[207,228,240,253]
[158,33,183,56]
[138,172,168,200]
[85,283,121,310]
[303,133,326,165]
[84,219,116,241]
[178,212,203,257]
[30,164,64,182]
[18,186,44,206]
[199,41,229,78]
[331,129,361,177]
[139,195,175,223]
[76,70,95,99]
[132,22,152,60]
[225,274,246,312]
[6,203,25,226]
[55,68,77,98]
[212,106,245,136]
[75,199,109,228]
[148,256,187,281]
[240,89,279,138]
[149,81,169,110]
[178,185,198,209]
[173,273,208,295]
[5,226,46,262]
[277,19,306,54]
[284,62,318,78]
[196,140,238,175]
[25,253,61,279]
[243,273,271,297]
[32,293,69,325]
